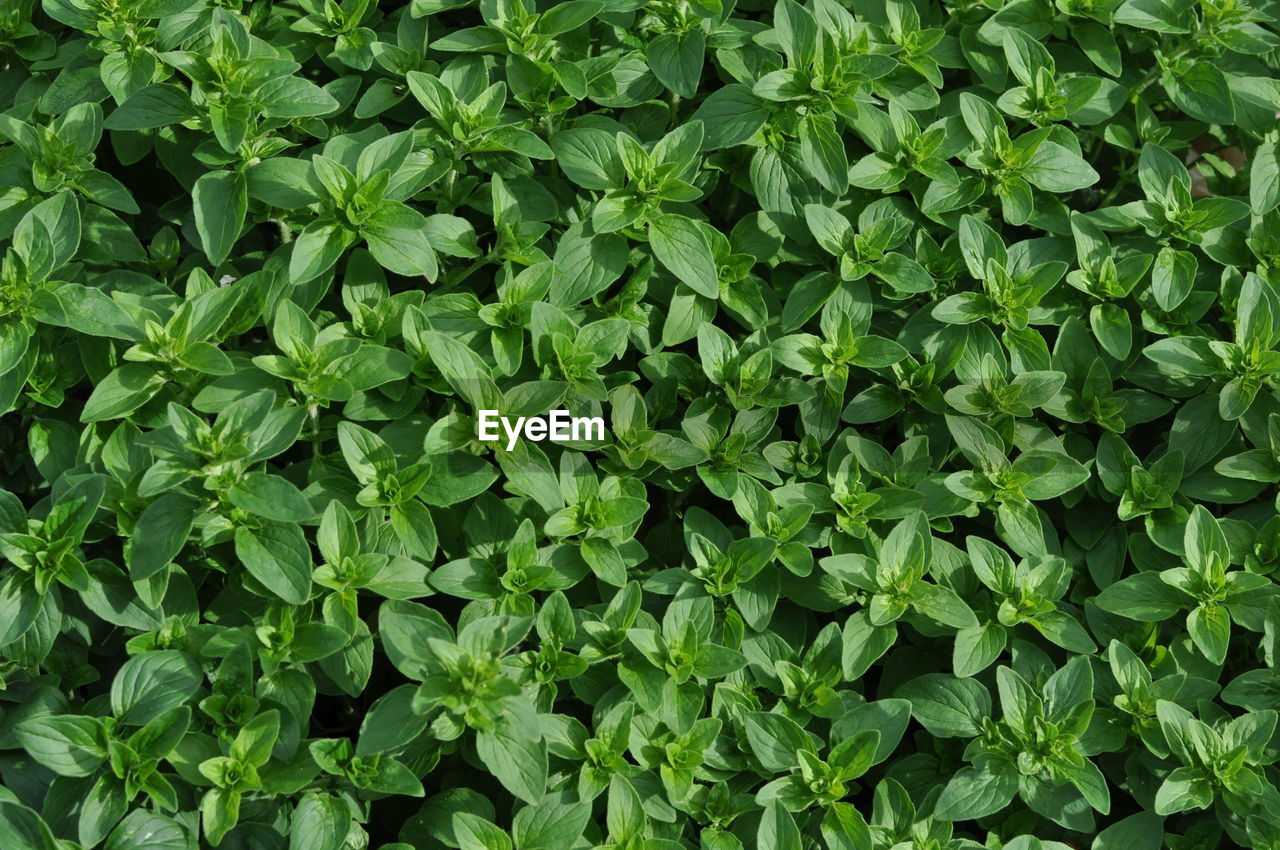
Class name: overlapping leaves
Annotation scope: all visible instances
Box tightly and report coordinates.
[1,0,1280,848]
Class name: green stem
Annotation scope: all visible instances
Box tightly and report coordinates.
[308,401,321,459]
[439,257,487,292]
[1098,175,1133,208]
[1131,24,1208,103]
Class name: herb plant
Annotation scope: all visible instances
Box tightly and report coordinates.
[1,0,1279,848]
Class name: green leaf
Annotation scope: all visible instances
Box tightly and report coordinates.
[1092,813,1163,850]
[1187,604,1231,664]
[799,113,849,194]
[103,84,196,129]
[81,364,163,422]
[0,801,58,850]
[290,794,350,850]
[897,674,991,737]
[391,499,438,560]
[513,796,590,850]
[453,812,511,850]
[1163,63,1235,125]
[227,472,314,522]
[363,203,439,280]
[193,170,247,265]
[935,764,1020,820]
[1096,572,1185,621]
[551,129,624,190]
[14,191,80,281]
[646,30,704,98]
[692,85,769,150]
[110,650,202,726]
[649,214,719,299]
[744,711,815,771]
[128,493,199,581]
[1114,0,1193,32]
[290,221,355,283]
[1151,247,1196,311]
[105,811,188,850]
[1023,142,1100,192]
[357,686,429,755]
[0,571,41,647]
[1251,142,1280,215]
[16,715,104,776]
[475,706,547,804]
[953,622,1006,677]
[757,802,801,850]
[234,521,314,604]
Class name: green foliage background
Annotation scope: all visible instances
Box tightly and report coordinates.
[2,0,1280,847]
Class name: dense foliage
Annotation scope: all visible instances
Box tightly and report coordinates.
[2,0,1280,847]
